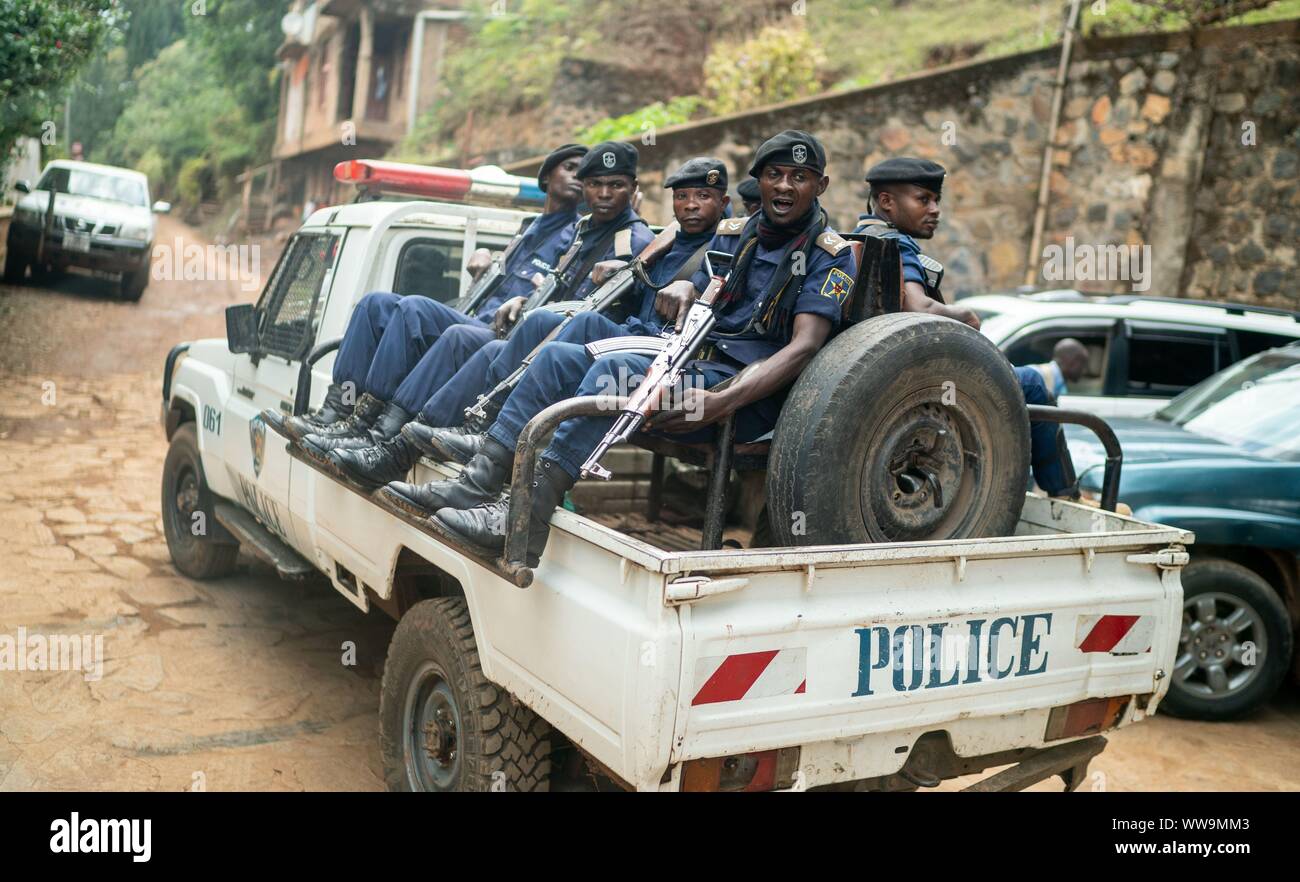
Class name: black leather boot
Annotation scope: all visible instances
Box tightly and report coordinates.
[270,382,354,441]
[302,400,411,456]
[367,402,412,444]
[402,422,486,464]
[331,433,420,489]
[431,456,575,565]
[304,392,384,439]
[376,437,514,517]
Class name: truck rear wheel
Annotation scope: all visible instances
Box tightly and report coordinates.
[1162,558,1293,720]
[768,314,1030,546]
[161,422,240,579]
[380,598,552,792]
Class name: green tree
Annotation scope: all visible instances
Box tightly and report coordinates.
[0,0,114,161]
[186,0,289,141]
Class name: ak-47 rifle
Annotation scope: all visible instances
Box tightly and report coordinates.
[578,249,734,480]
[457,256,507,316]
[463,222,682,426]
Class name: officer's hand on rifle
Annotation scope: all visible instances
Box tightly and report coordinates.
[654,280,699,332]
[652,386,733,433]
[466,247,494,280]
[493,295,528,335]
[590,260,625,287]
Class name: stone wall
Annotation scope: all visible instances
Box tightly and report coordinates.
[505,19,1300,308]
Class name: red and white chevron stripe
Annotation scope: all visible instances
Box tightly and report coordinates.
[691,648,807,706]
[1075,614,1155,654]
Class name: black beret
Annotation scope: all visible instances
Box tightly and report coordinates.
[737,178,761,201]
[865,157,946,195]
[664,157,728,191]
[748,130,826,177]
[577,141,639,180]
[537,143,588,192]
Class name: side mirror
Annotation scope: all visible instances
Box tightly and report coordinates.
[14,180,30,194]
[152,200,171,214]
[226,304,260,355]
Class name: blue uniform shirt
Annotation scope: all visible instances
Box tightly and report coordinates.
[854,213,925,287]
[623,227,715,336]
[477,208,580,320]
[691,208,857,365]
[567,207,654,302]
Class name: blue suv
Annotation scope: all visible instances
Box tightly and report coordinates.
[1067,344,1300,720]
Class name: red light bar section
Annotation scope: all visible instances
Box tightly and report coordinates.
[334,159,473,201]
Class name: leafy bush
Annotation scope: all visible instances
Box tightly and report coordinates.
[702,19,827,116]
[577,96,702,143]
[177,156,211,205]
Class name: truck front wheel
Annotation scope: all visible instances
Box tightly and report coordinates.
[380,598,552,792]
[161,422,240,579]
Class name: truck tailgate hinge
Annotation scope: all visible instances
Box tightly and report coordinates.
[664,576,750,606]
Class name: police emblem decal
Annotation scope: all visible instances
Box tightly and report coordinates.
[602,151,616,168]
[792,143,808,164]
[706,169,720,186]
[820,267,853,303]
[249,413,266,478]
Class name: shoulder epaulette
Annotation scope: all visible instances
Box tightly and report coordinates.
[816,230,851,256]
[716,217,747,235]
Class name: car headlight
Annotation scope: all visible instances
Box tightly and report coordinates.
[119,223,151,241]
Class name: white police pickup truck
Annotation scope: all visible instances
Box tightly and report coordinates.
[160,171,1192,792]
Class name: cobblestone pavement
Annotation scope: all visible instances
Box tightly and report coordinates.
[0,217,1296,792]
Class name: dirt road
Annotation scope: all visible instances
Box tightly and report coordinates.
[0,217,1296,791]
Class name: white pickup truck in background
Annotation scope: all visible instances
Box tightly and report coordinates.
[160,190,1192,792]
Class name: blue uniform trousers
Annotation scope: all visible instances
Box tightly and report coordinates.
[487,312,779,480]
[391,322,497,414]
[410,309,568,425]
[331,292,402,391]
[333,294,481,401]
[1015,366,1071,495]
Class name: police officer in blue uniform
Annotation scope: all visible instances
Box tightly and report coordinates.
[860,156,1075,496]
[736,177,762,217]
[374,157,733,501]
[320,142,656,487]
[419,131,857,565]
[269,144,588,445]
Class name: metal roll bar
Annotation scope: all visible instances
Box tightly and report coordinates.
[1025,404,1123,513]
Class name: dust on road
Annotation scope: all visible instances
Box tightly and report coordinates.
[0,216,1296,791]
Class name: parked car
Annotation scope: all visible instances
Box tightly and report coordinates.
[4,159,170,301]
[1066,344,1300,720]
[967,290,1300,418]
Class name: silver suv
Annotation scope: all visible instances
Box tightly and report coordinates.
[967,290,1300,417]
[4,160,170,301]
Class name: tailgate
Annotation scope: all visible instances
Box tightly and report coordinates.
[668,537,1185,787]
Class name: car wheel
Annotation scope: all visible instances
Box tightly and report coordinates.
[119,262,149,301]
[380,598,552,792]
[768,313,1030,546]
[161,422,240,579]
[1161,558,1293,721]
[3,242,28,284]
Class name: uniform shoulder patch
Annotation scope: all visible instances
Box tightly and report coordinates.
[716,217,747,234]
[819,267,854,304]
[816,231,850,255]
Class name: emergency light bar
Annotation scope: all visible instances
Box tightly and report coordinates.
[334,159,546,208]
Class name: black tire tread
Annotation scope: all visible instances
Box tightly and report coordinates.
[161,423,240,579]
[380,597,552,792]
[769,313,1029,546]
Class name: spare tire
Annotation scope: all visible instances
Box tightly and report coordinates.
[767,313,1029,547]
